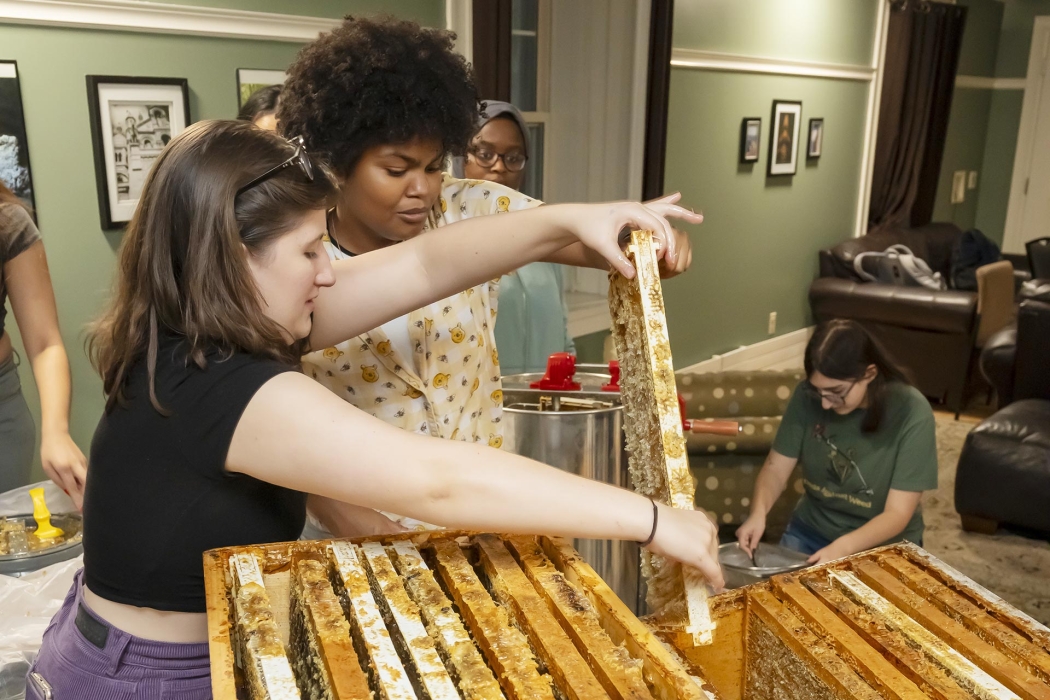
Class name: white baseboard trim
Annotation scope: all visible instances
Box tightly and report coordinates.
[0,0,339,42]
[677,326,814,374]
[955,75,1027,90]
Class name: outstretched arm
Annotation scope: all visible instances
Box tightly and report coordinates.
[807,489,922,564]
[228,371,724,589]
[308,197,701,349]
[6,241,88,508]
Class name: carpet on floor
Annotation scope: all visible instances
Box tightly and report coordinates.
[921,415,1050,625]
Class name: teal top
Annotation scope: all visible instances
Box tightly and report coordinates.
[772,381,937,545]
[495,262,574,374]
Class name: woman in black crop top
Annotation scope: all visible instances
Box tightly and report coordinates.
[30,120,716,698]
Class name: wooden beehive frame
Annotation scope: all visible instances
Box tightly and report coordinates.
[608,229,714,646]
[204,531,716,699]
[665,542,1050,700]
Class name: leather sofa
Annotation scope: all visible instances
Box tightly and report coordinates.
[955,291,1050,535]
[810,223,1016,414]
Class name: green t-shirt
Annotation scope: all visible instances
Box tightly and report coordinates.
[772,381,937,545]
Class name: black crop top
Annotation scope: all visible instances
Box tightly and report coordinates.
[82,334,305,613]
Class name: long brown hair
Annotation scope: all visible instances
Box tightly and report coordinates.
[89,120,336,411]
[804,320,911,433]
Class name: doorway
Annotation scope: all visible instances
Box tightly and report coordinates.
[1003,17,1050,254]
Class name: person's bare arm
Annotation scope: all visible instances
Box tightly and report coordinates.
[228,372,723,589]
[305,494,406,538]
[308,197,700,349]
[6,241,87,507]
[807,489,922,564]
[735,449,798,555]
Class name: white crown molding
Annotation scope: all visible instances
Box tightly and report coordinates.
[0,0,340,42]
[954,75,1027,90]
[670,48,875,82]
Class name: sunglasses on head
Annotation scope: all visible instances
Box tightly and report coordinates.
[236,135,315,198]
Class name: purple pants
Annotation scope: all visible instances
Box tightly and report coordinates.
[27,569,211,700]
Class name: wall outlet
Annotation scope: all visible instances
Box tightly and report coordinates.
[951,171,967,204]
[768,312,777,335]
[968,170,978,189]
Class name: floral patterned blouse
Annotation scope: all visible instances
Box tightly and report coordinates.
[301,176,541,451]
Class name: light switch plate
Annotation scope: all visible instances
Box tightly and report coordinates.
[951,171,966,204]
[968,171,978,189]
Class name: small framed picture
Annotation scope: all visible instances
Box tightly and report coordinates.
[808,118,824,159]
[237,68,287,108]
[768,100,802,176]
[0,60,36,213]
[87,76,191,229]
[740,118,761,163]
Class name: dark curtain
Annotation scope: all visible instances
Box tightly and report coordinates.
[642,0,675,200]
[472,0,512,102]
[869,1,966,230]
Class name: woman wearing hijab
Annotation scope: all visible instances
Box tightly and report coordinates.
[458,101,574,374]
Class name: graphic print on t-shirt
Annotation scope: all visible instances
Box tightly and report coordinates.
[806,424,874,509]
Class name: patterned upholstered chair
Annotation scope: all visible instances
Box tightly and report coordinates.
[677,369,806,539]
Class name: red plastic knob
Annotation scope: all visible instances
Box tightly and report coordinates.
[530,352,581,391]
[601,360,620,392]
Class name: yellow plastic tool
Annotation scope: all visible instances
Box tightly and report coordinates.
[29,487,64,539]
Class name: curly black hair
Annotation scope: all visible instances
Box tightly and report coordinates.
[278,15,480,177]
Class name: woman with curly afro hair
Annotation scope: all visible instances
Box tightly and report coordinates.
[280,15,697,536]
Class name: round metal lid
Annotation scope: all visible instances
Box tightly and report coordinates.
[718,541,809,575]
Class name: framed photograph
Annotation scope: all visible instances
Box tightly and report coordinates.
[0,60,36,213]
[739,117,761,163]
[768,100,802,176]
[237,68,287,108]
[808,118,824,159]
[86,76,190,229]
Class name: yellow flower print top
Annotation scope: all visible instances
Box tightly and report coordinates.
[302,175,541,448]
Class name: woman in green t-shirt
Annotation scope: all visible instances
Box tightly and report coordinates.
[736,320,937,564]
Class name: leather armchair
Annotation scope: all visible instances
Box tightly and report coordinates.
[958,291,1050,535]
[810,223,1015,414]
[979,286,1050,406]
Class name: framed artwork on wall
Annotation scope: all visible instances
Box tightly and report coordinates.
[768,100,802,176]
[808,118,824,159]
[0,60,36,213]
[740,117,761,163]
[86,76,190,229]
[236,68,286,108]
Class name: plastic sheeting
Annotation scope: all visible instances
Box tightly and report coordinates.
[0,482,80,700]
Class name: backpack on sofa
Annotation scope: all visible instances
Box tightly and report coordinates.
[853,244,947,291]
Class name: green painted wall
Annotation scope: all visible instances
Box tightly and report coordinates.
[934,0,1050,246]
[1,2,443,484]
[662,1,878,368]
[995,0,1050,78]
[975,89,1025,244]
[956,0,1003,77]
[573,330,609,365]
[162,0,443,24]
[933,87,993,231]
[673,0,877,67]
[932,0,1001,237]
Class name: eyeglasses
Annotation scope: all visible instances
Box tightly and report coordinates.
[804,379,857,406]
[468,146,527,172]
[813,427,874,496]
[236,135,315,198]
